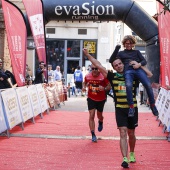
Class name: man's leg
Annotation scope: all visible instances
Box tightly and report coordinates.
[125,71,135,117]
[119,127,129,168]
[89,109,97,142]
[128,129,136,163]
[97,111,104,132]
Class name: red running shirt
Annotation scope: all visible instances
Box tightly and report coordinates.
[84,72,109,101]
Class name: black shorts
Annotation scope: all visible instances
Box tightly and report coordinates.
[87,98,106,112]
[75,82,82,89]
[115,107,138,129]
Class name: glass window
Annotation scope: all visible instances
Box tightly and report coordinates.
[46,40,64,73]
[67,60,79,74]
[67,40,80,57]
[83,40,97,66]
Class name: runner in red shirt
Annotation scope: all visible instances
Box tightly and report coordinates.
[83,64,111,142]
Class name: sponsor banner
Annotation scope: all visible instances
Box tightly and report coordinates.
[162,91,170,131]
[156,88,168,124]
[157,3,170,88]
[0,93,8,133]
[42,0,116,21]
[27,85,41,117]
[2,0,26,86]
[35,84,48,112]
[1,88,22,129]
[22,0,46,63]
[16,86,34,122]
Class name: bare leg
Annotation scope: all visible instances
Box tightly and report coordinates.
[128,129,136,163]
[89,109,96,131]
[97,111,103,122]
[128,129,136,152]
[119,127,128,157]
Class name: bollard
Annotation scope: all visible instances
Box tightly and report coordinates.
[68,83,70,98]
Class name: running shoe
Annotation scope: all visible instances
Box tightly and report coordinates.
[128,108,135,117]
[98,120,103,132]
[129,152,136,163]
[92,135,97,142]
[121,157,129,168]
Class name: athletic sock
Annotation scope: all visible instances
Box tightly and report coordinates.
[91,130,95,136]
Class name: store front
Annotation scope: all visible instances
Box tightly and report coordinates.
[46,39,97,84]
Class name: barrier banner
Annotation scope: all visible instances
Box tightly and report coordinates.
[0,93,8,134]
[56,81,64,103]
[22,0,46,63]
[16,86,34,122]
[156,88,168,124]
[157,2,170,88]
[162,91,170,131]
[27,85,41,117]
[2,0,26,86]
[35,84,48,112]
[155,87,164,111]
[1,88,22,129]
[43,83,60,108]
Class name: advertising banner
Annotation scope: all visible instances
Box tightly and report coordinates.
[27,85,41,117]
[16,86,34,122]
[35,84,48,113]
[157,3,170,88]
[0,93,8,133]
[2,0,26,86]
[1,88,22,129]
[162,91,170,131]
[22,0,46,63]
[156,88,168,124]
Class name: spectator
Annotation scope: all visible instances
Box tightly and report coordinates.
[0,59,12,89]
[74,66,83,96]
[54,66,62,81]
[48,64,54,83]
[34,61,46,84]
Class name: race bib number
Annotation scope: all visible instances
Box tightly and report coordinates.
[118,82,126,93]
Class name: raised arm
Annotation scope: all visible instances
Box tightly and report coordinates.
[82,49,108,78]
[109,45,121,63]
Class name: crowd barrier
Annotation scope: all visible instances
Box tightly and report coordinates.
[0,81,67,138]
[155,87,170,142]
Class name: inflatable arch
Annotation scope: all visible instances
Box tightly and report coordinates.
[42,0,160,83]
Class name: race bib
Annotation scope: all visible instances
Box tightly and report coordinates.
[118,82,126,93]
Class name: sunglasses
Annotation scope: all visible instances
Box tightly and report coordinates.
[92,68,98,70]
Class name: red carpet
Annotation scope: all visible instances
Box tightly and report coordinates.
[0,111,169,170]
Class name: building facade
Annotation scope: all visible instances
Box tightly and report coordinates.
[0,0,157,84]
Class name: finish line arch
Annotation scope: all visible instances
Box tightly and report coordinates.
[42,0,160,83]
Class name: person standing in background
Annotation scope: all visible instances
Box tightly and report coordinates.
[74,66,83,96]
[48,65,54,83]
[34,61,46,84]
[0,59,13,89]
[139,82,144,105]
[54,65,62,81]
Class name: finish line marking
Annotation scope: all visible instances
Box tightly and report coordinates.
[9,134,167,140]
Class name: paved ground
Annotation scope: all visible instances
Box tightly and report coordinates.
[0,94,170,170]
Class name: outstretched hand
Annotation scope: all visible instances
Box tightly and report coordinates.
[83,48,89,56]
[115,44,121,49]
